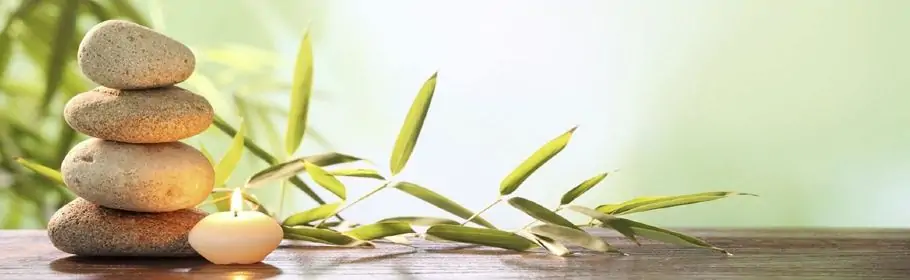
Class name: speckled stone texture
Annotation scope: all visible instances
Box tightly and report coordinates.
[48,198,206,257]
[61,138,214,213]
[78,20,194,89]
[63,86,213,143]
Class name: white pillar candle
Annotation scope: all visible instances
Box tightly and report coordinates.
[189,188,283,264]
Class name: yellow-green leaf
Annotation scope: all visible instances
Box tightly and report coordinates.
[329,169,386,180]
[389,72,437,175]
[214,121,245,187]
[304,152,362,166]
[282,202,342,226]
[377,216,459,226]
[14,157,63,185]
[517,231,571,256]
[507,197,578,230]
[560,172,609,205]
[303,161,346,200]
[393,182,496,229]
[529,224,618,253]
[344,222,414,241]
[605,192,756,215]
[602,217,729,254]
[500,126,576,195]
[564,205,638,244]
[245,153,360,189]
[283,226,367,247]
[425,225,536,251]
[285,32,314,154]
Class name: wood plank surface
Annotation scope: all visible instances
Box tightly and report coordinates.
[0,228,907,279]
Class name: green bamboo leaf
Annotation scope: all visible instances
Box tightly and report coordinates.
[425,225,536,251]
[507,197,578,230]
[344,222,414,241]
[41,0,79,112]
[214,121,245,187]
[245,152,361,189]
[564,205,638,245]
[285,31,314,154]
[389,72,437,175]
[282,202,342,226]
[14,157,63,185]
[303,161,346,200]
[283,226,367,247]
[528,224,618,253]
[377,216,459,226]
[199,144,214,165]
[610,192,757,215]
[516,230,571,256]
[500,126,576,196]
[594,203,620,214]
[328,169,386,180]
[393,182,496,229]
[601,217,729,254]
[0,31,12,81]
[304,152,362,166]
[560,172,609,205]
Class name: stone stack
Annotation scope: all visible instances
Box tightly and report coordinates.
[47,20,214,257]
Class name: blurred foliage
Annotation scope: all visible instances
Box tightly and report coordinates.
[0,0,150,229]
[0,0,309,228]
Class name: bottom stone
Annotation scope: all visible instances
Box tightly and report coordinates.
[48,198,207,257]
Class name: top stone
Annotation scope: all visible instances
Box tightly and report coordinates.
[78,20,194,89]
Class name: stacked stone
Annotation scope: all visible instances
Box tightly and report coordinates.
[47,20,215,257]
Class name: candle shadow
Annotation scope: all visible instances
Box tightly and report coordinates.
[50,256,282,279]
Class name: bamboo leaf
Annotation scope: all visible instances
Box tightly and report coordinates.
[212,116,332,208]
[601,217,729,254]
[425,225,536,251]
[0,31,12,81]
[522,232,571,257]
[285,31,313,154]
[393,182,497,229]
[303,161,346,200]
[245,152,360,189]
[500,126,576,195]
[84,0,111,21]
[304,152,362,166]
[344,222,414,241]
[377,216,459,226]
[601,192,756,215]
[214,121,245,187]
[529,224,617,253]
[328,169,385,180]
[389,72,437,175]
[507,197,578,230]
[282,202,342,226]
[14,157,63,185]
[283,226,367,247]
[560,172,609,205]
[41,0,79,112]
[564,205,639,244]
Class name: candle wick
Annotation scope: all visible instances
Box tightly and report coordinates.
[233,210,238,217]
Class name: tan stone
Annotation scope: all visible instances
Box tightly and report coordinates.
[48,198,206,257]
[78,20,194,89]
[64,86,213,143]
[61,138,214,212]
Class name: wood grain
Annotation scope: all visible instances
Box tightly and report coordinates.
[1,228,908,279]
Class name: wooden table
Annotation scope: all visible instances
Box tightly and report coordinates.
[1,229,907,279]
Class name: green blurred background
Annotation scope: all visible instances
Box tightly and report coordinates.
[1,0,908,229]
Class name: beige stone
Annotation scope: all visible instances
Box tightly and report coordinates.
[48,198,206,257]
[78,19,194,89]
[64,86,213,143]
[61,138,214,212]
